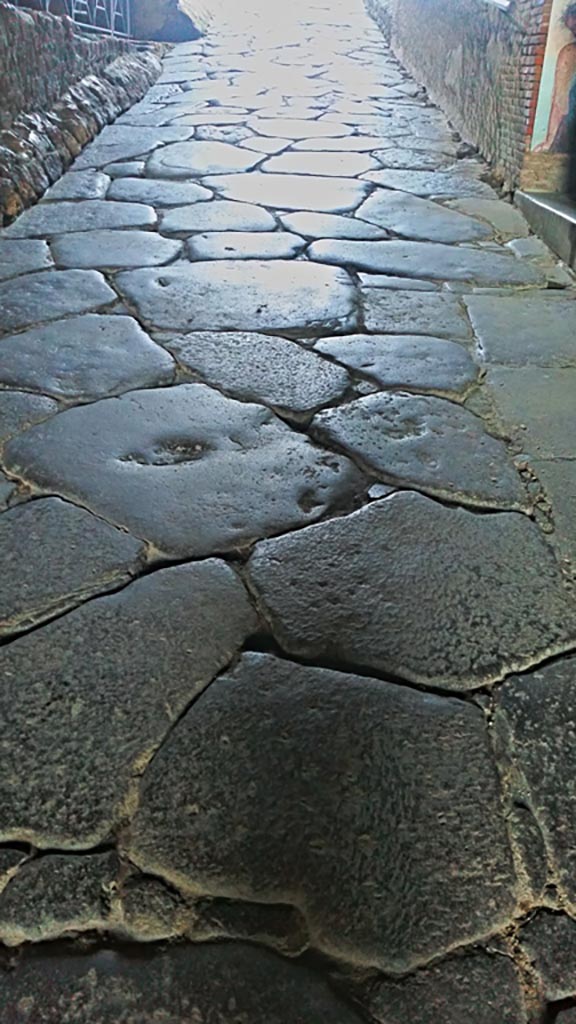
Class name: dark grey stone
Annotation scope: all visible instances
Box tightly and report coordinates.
[73,125,196,169]
[0,240,52,281]
[315,333,478,398]
[362,288,470,337]
[201,172,371,212]
[4,200,156,238]
[186,231,305,260]
[247,493,576,689]
[161,200,277,234]
[116,261,358,334]
[107,176,213,206]
[309,239,543,285]
[466,295,576,366]
[193,898,308,956]
[0,497,144,637]
[0,315,175,401]
[44,170,111,201]
[120,874,189,941]
[0,848,28,879]
[531,459,576,564]
[372,147,453,170]
[0,943,363,1023]
[361,168,497,197]
[5,384,359,558]
[0,391,58,444]
[0,561,257,846]
[105,160,146,178]
[280,211,389,240]
[129,652,516,969]
[51,230,182,270]
[146,140,262,178]
[0,471,15,510]
[447,199,530,239]
[0,271,117,332]
[167,330,350,414]
[262,150,378,176]
[356,190,491,243]
[487,367,576,458]
[360,273,438,289]
[313,392,527,510]
[519,911,576,1000]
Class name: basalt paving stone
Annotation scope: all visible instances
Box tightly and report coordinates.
[530,460,576,564]
[105,160,145,178]
[498,661,576,907]
[487,367,576,458]
[51,230,182,270]
[249,118,353,138]
[129,652,516,969]
[0,315,175,401]
[362,289,470,337]
[0,497,143,637]
[247,492,576,689]
[310,239,543,285]
[4,200,156,238]
[356,190,491,243]
[0,239,52,281]
[280,211,389,240]
[315,333,478,398]
[4,384,360,558]
[107,177,213,206]
[362,168,496,198]
[373,147,454,170]
[161,200,276,234]
[201,173,371,212]
[73,125,196,169]
[368,951,528,1024]
[43,169,110,201]
[116,261,358,334]
[446,199,531,239]
[167,330,350,414]
[292,135,385,151]
[262,150,379,176]
[466,295,576,366]
[186,231,306,260]
[240,136,292,154]
[313,392,527,511]
[0,943,363,1023]
[0,561,257,846]
[0,391,58,445]
[519,911,576,1000]
[0,271,116,332]
[360,274,438,289]
[146,141,262,179]
[0,471,15,509]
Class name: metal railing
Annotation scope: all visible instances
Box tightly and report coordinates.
[12,0,132,36]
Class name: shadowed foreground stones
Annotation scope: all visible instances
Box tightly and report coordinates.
[0,271,116,332]
[0,562,256,846]
[247,494,576,689]
[519,910,576,1000]
[128,652,515,969]
[0,942,363,1023]
[4,384,360,558]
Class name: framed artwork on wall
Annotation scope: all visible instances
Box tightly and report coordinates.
[532,0,576,152]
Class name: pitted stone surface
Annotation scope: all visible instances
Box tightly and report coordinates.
[107,177,213,206]
[0,943,363,1023]
[4,201,157,238]
[0,498,144,637]
[313,392,527,510]
[161,200,277,234]
[44,170,111,201]
[51,230,182,270]
[201,172,371,212]
[309,239,543,285]
[0,271,116,332]
[0,391,58,445]
[356,190,491,243]
[280,211,389,239]
[263,150,378,176]
[0,315,175,401]
[361,168,497,198]
[187,231,306,261]
[0,562,257,846]
[0,472,15,510]
[146,141,262,178]
[519,911,576,1001]
[362,288,470,337]
[128,652,516,969]
[0,240,52,281]
[116,261,358,334]
[467,295,576,366]
[247,493,576,689]
[5,384,360,558]
[315,333,478,398]
[167,331,350,414]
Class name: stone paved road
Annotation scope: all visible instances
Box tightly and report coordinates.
[0,0,576,1020]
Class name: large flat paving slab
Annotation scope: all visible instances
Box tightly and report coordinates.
[466,294,576,366]
[4,200,156,238]
[201,172,371,211]
[0,270,116,332]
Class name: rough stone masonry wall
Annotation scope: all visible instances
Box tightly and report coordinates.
[366,0,544,191]
[0,2,163,223]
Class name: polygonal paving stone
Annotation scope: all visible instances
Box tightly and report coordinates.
[315,333,478,398]
[51,230,182,270]
[4,200,156,238]
[0,561,257,846]
[313,392,527,510]
[187,230,305,260]
[372,147,453,170]
[146,141,262,178]
[356,190,491,243]
[247,493,576,689]
[44,170,110,201]
[116,261,358,334]
[498,660,576,906]
[241,136,292,154]
[196,125,255,144]
[280,211,389,240]
[248,117,353,137]
[5,384,360,558]
[73,125,195,169]
[530,459,576,564]
[292,135,387,151]
[0,472,15,510]
[201,173,370,212]
[0,391,58,444]
[309,239,543,285]
[360,274,438,290]
[107,176,213,206]
[0,240,52,281]
[519,911,576,1001]
[446,199,530,239]
[0,942,363,1023]
[167,331,350,414]
[0,497,144,636]
[0,315,174,401]
[129,652,516,969]
[262,150,378,176]
[487,367,576,459]
[0,270,116,332]
[369,951,528,1024]
[362,168,496,197]
[161,200,277,234]
[105,160,145,178]
[363,288,470,337]
[467,295,576,366]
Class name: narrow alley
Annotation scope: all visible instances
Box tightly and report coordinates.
[0,0,576,1019]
